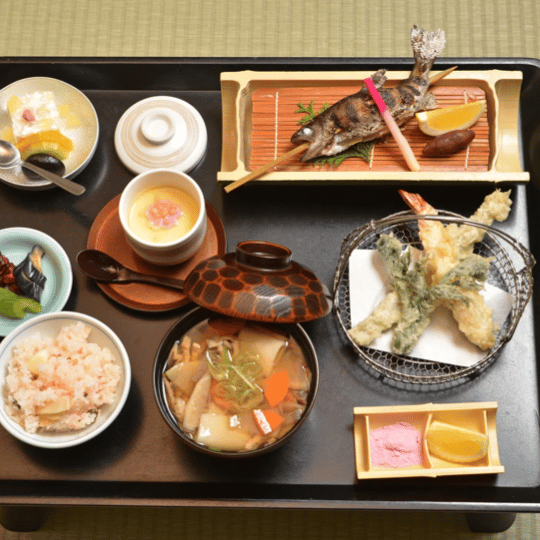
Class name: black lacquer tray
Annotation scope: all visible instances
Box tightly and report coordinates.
[0,57,540,523]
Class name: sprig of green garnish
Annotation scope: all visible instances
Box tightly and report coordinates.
[311,140,376,167]
[206,345,263,412]
[295,101,329,125]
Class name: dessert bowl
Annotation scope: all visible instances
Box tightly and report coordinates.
[119,168,207,266]
[0,311,131,449]
[0,76,99,190]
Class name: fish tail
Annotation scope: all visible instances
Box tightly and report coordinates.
[410,24,446,77]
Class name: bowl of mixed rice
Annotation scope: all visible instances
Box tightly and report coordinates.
[0,311,131,448]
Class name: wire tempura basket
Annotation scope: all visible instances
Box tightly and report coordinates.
[333,210,535,386]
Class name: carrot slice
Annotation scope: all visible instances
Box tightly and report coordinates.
[208,317,246,336]
[252,408,285,435]
[210,379,236,412]
[263,370,289,407]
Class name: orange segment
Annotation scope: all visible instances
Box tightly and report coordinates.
[426,420,489,463]
[415,100,486,136]
[16,129,74,161]
[16,130,74,152]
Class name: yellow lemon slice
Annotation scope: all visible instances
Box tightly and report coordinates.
[416,100,486,136]
[426,420,489,463]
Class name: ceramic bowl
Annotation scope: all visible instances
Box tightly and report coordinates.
[114,96,207,175]
[0,227,73,337]
[0,312,131,449]
[0,76,99,191]
[153,307,320,458]
[119,168,207,266]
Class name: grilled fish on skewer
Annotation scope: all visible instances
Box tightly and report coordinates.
[291,25,446,162]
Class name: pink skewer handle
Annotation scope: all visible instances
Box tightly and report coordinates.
[363,78,421,172]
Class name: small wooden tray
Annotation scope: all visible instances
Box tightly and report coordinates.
[353,402,504,479]
[218,69,529,184]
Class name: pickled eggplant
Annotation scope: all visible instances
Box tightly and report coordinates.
[14,245,46,302]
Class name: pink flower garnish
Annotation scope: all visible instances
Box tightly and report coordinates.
[22,109,36,122]
[145,199,183,229]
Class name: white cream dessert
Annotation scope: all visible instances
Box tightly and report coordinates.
[8,91,63,139]
[4,91,78,161]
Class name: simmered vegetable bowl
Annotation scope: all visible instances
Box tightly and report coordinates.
[159,314,316,455]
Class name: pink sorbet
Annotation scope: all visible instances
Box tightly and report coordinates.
[369,421,423,468]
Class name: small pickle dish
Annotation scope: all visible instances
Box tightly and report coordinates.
[353,402,504,479]
[153,240,331,458]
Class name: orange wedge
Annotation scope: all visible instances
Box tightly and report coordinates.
[416,100,486,137]
[426,420,489,464]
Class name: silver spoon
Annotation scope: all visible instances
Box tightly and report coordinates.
[0,139,85,195]
[77,249,185,291]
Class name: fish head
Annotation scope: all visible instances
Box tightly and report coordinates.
[290,121,337,161]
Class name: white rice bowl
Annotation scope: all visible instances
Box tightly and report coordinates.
[0,312,130,448]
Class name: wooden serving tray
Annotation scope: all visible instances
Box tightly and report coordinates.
[353,402,504,480]
[219,69,529,183]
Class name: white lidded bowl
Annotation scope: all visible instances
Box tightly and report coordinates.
[114,95,207,175]
[119,168,207,266]
[0,311,131,449]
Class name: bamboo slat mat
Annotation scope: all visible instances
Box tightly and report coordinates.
[1,0,540,538]
[250,85,489,172]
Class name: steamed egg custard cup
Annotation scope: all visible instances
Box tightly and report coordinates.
[119,168,207,266]
[353,402,504,479]
[152,241,332,457]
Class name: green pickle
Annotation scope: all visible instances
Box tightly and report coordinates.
[0,287,41,319]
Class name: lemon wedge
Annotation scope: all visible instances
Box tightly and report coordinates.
[426,420,489,464]
[416,100,486,136]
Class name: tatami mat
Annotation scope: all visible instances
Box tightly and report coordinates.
[1,0,540,538]
[0,0,540,58]
[0,507,539,540]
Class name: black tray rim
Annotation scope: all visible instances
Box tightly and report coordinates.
[0,55,539,514]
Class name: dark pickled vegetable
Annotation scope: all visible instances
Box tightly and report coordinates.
[0,252,21,294]
[422,129,476,157]
[22,153,66,180]
[14,245,46,302]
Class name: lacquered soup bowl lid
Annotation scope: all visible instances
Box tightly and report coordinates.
[183,240,332,324]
